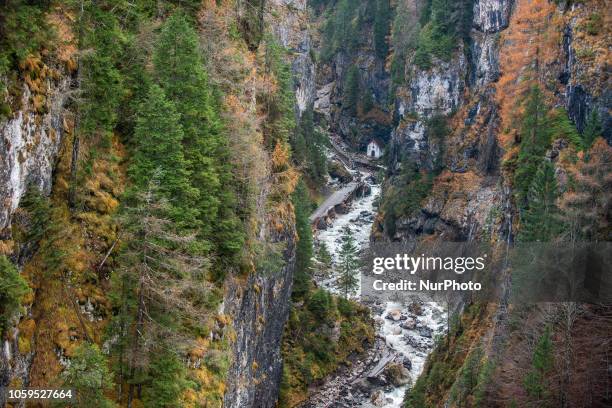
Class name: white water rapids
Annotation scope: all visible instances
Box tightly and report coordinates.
[313,171,446,407]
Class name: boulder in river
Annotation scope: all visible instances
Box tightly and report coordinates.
[408,302,424,316]
[401,356,412,370]
[400,318,417,330]
[391,326,402,335]
[418,326,433,338]
[385,309,402,321]
[384,363,412,387]
[370,390,385,407]
[328,160,353,183]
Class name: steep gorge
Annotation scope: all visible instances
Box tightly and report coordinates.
[0,0,610,407]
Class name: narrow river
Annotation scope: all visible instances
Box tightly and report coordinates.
[306,168,446,408]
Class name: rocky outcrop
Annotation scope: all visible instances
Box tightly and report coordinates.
[269,0,316,117]
[222,235,296,408]
[472,0,512,33]
[0,78,70,233]
[385,0,514,241]
[559,9,611,142]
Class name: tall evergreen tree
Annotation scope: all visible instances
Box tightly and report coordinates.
[518,160,562,242]
[524,326,554,400]
[337,226,359,298]
[128,84,198,228]
[153,11,223,240]
[0,255,30,336]
[262,36,297,147]
[117,175,208,407]
[62,343,116,408]
[143,351,191,408]
[513,86,551,208]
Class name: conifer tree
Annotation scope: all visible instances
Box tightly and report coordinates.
[550,108,583,150]
[62,343,116,408]
[117,174,208,407]
[337,226,359,298]
[143,351,191,408]
[128,84,198,228]
[514,86,551,208]
[262,36,297,148]
[373,0,391,59]
[0,255,30,336]
[154,11,222,239]
[78,0,126,136]
[518,160,562,242]
[524,326,554,400]
[313,242,333,278]
[560,139,612,241]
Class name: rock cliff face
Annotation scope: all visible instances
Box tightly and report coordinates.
[222,2,308,406]
[312,9,393,150]
[0,78,70,233]
[386,0,512,242]
[223,238,296,408]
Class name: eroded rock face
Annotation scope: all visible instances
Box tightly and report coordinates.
[0,79,70,233]
[270,0,316,117]
[473,0,513,33]
[222,237,296,408]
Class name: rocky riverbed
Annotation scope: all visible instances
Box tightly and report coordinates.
[303,169,446,407]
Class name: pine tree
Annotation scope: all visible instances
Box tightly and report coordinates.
[128,84,198,229]
[117,175,209,407]
[143,351,191,408]
[337,226,359,298]
[313,242,333,278]
[559,139,612,241]
[62,343,116,408]
[153,11,226,242]
[0,256,30,336]
[78,0,125,137]
[513,86,551,208]
[292,180,314,299]
[262,36,297,148]
[524,326,554,400]
[550,108,583,150]
[518,160,562,242]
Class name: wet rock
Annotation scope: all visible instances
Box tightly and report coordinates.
[384,363,411,387]
[370,390,384,406]
[408,302,424,316]
[400,318,417,330]
[401,356,412,371]
[391,326,402,335]
[385,309,402,321]
[418,326,433,338]
[367,373,388,386]
[404,334,434,351]
[328,160,353,183]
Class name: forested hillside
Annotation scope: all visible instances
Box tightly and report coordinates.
[0,0,610,407]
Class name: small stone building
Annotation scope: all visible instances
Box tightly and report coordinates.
[367,139,383,159]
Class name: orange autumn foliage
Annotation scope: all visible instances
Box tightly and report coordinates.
[496,0,558,150]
